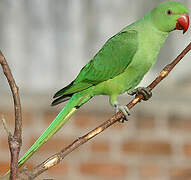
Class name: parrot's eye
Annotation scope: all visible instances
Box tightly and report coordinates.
[167,9,172,16]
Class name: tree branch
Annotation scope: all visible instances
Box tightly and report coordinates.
[18,42,191,179]
[0,51,22,180]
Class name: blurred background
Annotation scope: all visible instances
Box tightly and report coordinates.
[0,0,191,179]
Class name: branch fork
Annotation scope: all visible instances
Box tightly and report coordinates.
[0,51,22,180]
[0,42,191,179]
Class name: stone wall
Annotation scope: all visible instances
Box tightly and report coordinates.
[1,90,191,179]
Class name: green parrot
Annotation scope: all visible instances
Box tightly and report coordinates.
[2,1,189,178]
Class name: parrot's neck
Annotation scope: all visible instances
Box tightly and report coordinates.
[123,12,169,76]
[144,12,170,37]
[139,12,169,43]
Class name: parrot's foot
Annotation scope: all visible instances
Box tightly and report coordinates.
[128,87,152,101]
[113,102,130,123]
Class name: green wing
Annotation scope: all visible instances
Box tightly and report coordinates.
[54,30,138,98]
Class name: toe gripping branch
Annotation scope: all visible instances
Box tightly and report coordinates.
[113,102,130,122]
[128,87,152,101]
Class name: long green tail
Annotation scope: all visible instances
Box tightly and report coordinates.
[1,91,91,179]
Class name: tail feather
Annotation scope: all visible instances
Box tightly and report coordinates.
[18,93,80,167]
[53,81,74,98]
[17,106,77,169]
[51,95,72,106]
[1,89,92,179]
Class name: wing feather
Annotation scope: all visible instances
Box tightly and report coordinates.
[54,30,138,98]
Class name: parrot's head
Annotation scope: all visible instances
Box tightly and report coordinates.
[151,1,189,34]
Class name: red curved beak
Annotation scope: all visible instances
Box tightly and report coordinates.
[176,14,189,34]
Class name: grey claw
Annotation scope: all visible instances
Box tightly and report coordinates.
[127,90,136,96]
[114,102,130,122]
[128,87,152,101]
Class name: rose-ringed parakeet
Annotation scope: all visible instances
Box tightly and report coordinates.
[2,1,189,178]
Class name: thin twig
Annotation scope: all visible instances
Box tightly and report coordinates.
[19,42,191,179]
[2,115,11,137]
[0,51,22,180]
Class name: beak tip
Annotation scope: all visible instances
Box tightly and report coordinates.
[176,14,189,34]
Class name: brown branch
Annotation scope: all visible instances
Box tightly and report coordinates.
[0,51,22,180]
[19,42,191,179]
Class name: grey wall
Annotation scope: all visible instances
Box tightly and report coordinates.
[0,0,190,95]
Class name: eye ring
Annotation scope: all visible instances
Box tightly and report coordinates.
[167,9,172,15]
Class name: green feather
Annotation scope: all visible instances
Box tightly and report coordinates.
[54,30,138,99]
[1,1,189,178]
